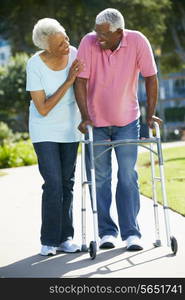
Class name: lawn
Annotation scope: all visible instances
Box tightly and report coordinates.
[0,171,7,176]
[137,146,185,216]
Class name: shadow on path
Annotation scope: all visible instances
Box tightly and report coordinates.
[0,246,173,278]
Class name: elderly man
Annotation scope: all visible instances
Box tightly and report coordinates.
[74,8,162,251]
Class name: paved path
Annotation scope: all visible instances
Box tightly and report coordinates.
[0,141,185,278]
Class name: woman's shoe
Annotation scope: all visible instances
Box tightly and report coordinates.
[40,245,57,256]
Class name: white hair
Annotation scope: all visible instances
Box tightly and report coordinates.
[32,18,65,49]
[96,8,125,32]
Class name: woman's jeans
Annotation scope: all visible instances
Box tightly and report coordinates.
[33,142,79,246]
[85,119,141,241]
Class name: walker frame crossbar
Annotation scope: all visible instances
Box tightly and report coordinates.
[81,122,178,259]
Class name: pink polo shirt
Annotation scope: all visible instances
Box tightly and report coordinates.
[77,30,157,127]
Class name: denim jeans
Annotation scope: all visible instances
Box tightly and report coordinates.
[85,119,141,240]
[33,142,79,246]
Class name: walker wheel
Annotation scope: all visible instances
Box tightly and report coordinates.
[89,241,97,260]
[170,236,178,255]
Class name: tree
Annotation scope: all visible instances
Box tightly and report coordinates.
[161,0,185,73]
[0,0,171,53]
[1,0,181,133]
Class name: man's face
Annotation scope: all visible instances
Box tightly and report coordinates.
[95,23,122,51]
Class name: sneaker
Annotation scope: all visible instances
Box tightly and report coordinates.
[99,235,116,249]
[40,245,57,256]
[126,235,143,251]
[57,239,81,253]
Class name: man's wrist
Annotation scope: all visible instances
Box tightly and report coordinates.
[82,116,91,122]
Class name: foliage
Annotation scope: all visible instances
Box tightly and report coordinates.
[0,140,37,168]
[138,146,185,216]
[0,0,184,132]
[0,0,171,53]
[0,170,7,176]
[0,122,29,145]
[0,53,30,131]
[1,0,185,72]
[0,122,36,168]
[165,107,185,122]
[0,122,14,143]
[161,0,185,73]
[0,0,173,132]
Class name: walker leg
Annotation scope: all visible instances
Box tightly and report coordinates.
[87,125,99,259]
[149,127,161,247]
[81,141,88,252]
[157,141,173,247]
[154,122,178,254]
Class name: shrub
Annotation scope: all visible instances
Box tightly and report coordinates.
[0,122,37,168]
[0,121,29,145]
[0,121,13,144]
[165,107,185,121]
[0,140,37,168]
[0,53,30,132]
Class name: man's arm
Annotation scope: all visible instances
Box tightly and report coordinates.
[144,74,162,128]
[74,77,93,133]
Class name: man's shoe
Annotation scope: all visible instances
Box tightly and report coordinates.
[40,245,57,256]
[126,235,143,251]
[57,239,81,253]
[99,235,116,249]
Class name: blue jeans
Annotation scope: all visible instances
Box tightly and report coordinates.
[33,142,79,246]
[86,119,141,240]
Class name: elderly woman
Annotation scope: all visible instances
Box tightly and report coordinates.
[26,18,83,256]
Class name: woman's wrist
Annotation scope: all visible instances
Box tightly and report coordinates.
[64,78,72,87]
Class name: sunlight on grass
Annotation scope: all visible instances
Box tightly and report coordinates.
[0,171,7,177]
[138,146,185,216]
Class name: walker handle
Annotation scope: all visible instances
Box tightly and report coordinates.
[86,125,94,142]
[149,121,161,139]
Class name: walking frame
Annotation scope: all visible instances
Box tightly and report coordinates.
[80,122,178,259]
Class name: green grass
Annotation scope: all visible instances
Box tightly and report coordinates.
[138,146,185,216]
[0,170,7,176]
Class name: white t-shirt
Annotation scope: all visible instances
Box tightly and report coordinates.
[26,46,82,143]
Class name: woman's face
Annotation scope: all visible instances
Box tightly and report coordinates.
[47,32,70,56]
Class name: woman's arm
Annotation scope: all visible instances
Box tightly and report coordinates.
[30,80,71,116]
[30,59,83,116]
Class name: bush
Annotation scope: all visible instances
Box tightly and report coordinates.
[0,52,30,132]
[0,121,29,145]
[0,121,13,143]
[165,107,185,121]
[0,121,37,169]
[0,140,37,168]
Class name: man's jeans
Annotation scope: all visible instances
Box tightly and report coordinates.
[85,119,141,240]
[33,142,79,246]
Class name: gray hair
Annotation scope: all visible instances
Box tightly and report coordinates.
[96,8,125,32]
[32,18,65,49]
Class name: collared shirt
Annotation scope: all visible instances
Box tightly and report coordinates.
[77,30,157,127]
